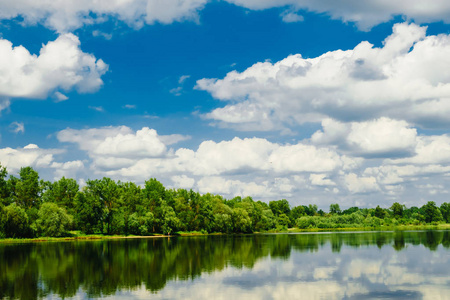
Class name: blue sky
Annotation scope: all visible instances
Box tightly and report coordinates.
[2,0,450,209]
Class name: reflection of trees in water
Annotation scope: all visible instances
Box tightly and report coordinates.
[0,231,449,299]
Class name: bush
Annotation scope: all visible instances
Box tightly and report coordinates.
[3,203,31,238]
[35,203,73,237]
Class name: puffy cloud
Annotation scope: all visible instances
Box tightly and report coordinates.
[225,0,450,29]
[0,144,62,172]
[312,117,418,157]
[57,126,184,171]
[0,33,107,102]
[387,135,450,165]
[171,175,195,189]
[0,0,208,33]
[197,23,450,131]
[344,173,379,194]
[50,160,85,179]
[309,174,336,186]
[197,176,270,197]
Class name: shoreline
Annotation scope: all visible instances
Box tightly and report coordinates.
[1,224,450,244]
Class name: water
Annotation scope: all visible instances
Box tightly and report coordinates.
[1,231,449,299]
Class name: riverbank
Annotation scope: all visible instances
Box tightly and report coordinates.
[1,224,450,243]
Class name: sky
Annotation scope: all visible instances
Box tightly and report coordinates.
[1,0,450,209]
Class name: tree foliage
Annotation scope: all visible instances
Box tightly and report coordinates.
[0,165,449,239]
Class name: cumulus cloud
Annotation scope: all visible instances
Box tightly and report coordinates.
[51,160,85,180]
[57,126,190,171]
[0,33,107,102]
[0,0,208,33]
[225,0,450,29]
[312,117,418,157]
[344,173,379,194]
[0,144,62,172]
[197,23,450,131]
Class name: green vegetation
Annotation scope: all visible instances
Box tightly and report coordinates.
[0,164,450,239]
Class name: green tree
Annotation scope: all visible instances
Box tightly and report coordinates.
[329,203,341,215]
[0,164,10,205]
[390,202,404,219]
[440,202,450,223]
[269,199,290,216]
[160,200,180,235]
[15,167,41,209]
[374,205,386,219]
[74,191,103,234]
[36,203,73,237]
[2,203,31,238]
[232,207,252,233]
[42,177,79,213]
[421,201,443,223]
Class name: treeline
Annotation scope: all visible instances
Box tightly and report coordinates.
[0,166,449,238]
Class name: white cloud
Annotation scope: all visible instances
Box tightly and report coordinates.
[280,10,304,23]
[54,91,68,102]
[10,121,25,134]
[51,160,85,179]
[197,23,450,131]
[312,117,418,157]
[0,0,208,33]
[171,175,195,189]
[88,106,105,112]
[197,176,270,197]
[0,33,107,100]
[0,144,62,172]
[309,174,336,186]
[178,75,191,84]
[225,0,450,29]
[57,126,190,172]
[344,173,379,194]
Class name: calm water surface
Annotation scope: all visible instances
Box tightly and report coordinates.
[1,231,450,300]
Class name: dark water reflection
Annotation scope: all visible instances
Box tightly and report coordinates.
[1,231,450,299]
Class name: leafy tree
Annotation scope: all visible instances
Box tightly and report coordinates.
[390,202,404,219]
[374,205,386,219]
[440,202,450,223]
[42,177,79,212]
[0,164,10,205]
[2,203,31,238]
[160,201,180,235]
[277,213,290,228]
[74,191,103,234]
[421,201,443,223]
[269,199,290,216]
[36,203,73,237]
[329,203,341,215]
[232,208,252,233]
[342,206,359,215]
[15,167,41,209]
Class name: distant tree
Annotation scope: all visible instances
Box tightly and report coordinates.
[329,203,341,215]
[0,164,9,205]
[374,205,385,219]
[15,167,41,209]
[421,201,443,223]
[390,202,404,219]
[269,199,290,216]
[440,202,450,223]
[42,177,79,212]
[342,207,360,215]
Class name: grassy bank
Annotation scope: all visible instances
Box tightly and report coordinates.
[1,224,450,244]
